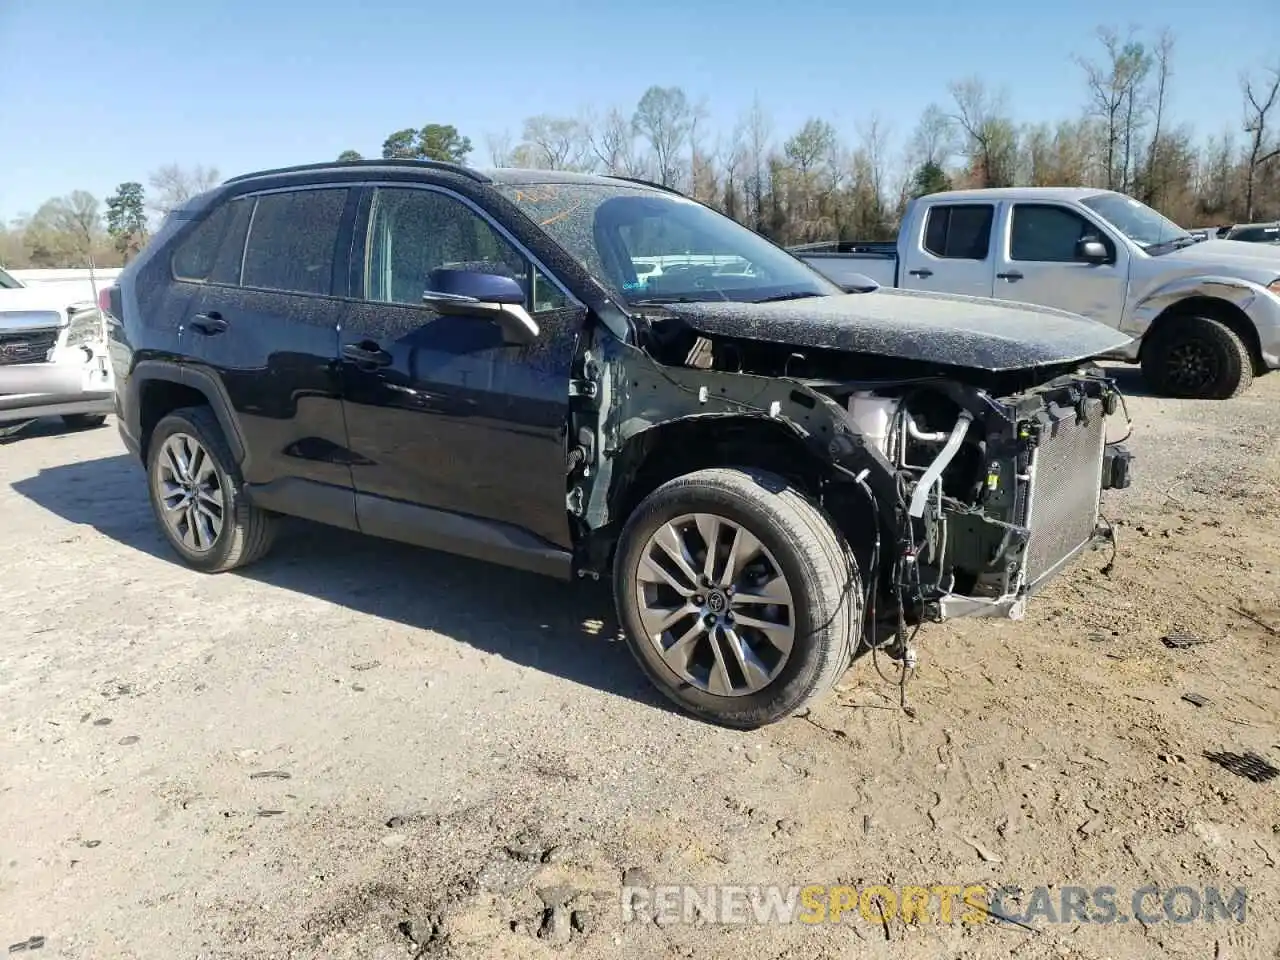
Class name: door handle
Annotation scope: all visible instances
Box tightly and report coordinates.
[342,340,392,367]
[908,268,933,278]
[996,271,1024,282]
[189,311,228,334]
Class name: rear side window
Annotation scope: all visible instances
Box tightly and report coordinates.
[172,202,234,282]
[241,188,349,296]
[207,199,254,284]
[923,204,994,259]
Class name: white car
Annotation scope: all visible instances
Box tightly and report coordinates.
[0,266,114,433]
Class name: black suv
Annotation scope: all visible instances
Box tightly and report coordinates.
[107,160,1134,728]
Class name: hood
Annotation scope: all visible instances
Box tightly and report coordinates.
[0,282,96,319]
[1163,238,1280,273]
[660,288,1134,372]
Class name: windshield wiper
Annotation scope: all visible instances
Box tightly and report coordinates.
[752,291,827,303]
[629,296,715,306]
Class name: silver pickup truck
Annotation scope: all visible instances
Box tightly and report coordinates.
[793,187,1280,400]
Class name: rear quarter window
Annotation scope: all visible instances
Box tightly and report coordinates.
[171,202,235,282]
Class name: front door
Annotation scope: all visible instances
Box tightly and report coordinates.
[992,202,1129,325]
[339,184,583,558]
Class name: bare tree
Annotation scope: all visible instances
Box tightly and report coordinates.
[485,130,515,167]
[632,86,695,187]
[519,114,594,171]
[740,96,773,233]
[948,77,1018,187]
[147,164,221,216]
[586,107,642,176]
[1076,26,1151,190]
[1242,62,1280,220]
[909,104,956,169]
[1140,29,1176,205]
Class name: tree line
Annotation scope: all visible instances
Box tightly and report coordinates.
[4,26,1277,270]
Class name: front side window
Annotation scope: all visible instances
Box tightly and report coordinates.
[0,267,21,289]
[923,204,994,260]
[241,188,348,295]
[364,187,566,313]
[495,182,840,305]
[1010,204,1110,262]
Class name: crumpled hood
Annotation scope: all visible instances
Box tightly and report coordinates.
[660,288,1135,372]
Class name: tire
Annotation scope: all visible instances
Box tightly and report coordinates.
[613,466,862,729]
[62,413,107,430]
[145,405,276,573]
[1141,315,1254,399]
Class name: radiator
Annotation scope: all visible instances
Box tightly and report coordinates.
[1021,396,1108,590]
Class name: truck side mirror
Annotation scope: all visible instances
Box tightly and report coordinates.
[1077,238,1110,264]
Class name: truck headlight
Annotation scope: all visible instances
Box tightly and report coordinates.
[63,307,104,349]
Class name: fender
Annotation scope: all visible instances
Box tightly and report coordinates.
[1120,275,1280,368]
[128,359,248,465]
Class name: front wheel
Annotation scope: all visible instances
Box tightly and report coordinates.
[1141,316,1254,399]
[613,467,862,729]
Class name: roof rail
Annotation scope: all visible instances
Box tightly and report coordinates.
[222,158,491,185]
[606,175,684,195]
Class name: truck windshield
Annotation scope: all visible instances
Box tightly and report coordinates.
[1080,193,1193,253]
[496,182,841,304]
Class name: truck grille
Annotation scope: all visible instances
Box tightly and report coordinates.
[1022,396,1107,589]
[0,328,59,366]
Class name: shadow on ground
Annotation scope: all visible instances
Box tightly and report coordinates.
[12,453,671,715]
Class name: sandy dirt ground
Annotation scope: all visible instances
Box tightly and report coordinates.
[2,364,1279,960]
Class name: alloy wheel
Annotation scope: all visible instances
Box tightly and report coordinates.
[1166,340,1217,394]
[634,512,795,696]
[152,432,225,553]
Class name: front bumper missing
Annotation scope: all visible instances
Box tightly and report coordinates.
[924,435,1133,623]
[0,348,114,423]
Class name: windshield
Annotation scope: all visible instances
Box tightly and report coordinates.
[496,182,841,304]
[1080,192,1192,252]
[0,267,22,289]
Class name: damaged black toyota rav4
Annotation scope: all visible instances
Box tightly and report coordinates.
[106,160,1134,728]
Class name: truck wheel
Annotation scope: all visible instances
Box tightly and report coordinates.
[1141,315,1254,399]
[613,467,862,729]
[62,414,107,430]
[146,405,276,573]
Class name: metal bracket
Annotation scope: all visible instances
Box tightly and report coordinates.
[569,379,597,399]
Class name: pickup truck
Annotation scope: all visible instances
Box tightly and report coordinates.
[107,161,1134,728]
[0,266,114,434]
[792,187,1280,400]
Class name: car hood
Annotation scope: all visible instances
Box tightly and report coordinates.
[1164,238,1280,271]
[0,283,94,323]
[660,288,1134,372]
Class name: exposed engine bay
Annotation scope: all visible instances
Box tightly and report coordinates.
[568,306,1135,644]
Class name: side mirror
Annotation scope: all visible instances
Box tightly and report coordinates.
[838,273,880,294]
[1078,238,1110,264]
[421,268,539,345]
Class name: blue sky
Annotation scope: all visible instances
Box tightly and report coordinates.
[0,0,1271,219]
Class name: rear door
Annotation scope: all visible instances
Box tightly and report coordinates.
[992,202,1129,325]
[338,182,585,559]
[179,185,359,525]
[899,202,997,298]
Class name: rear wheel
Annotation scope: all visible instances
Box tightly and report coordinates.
[1141,315,1254,399]
[146,406,276,572]
[62,413,107,430]
[613,467,862,729]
